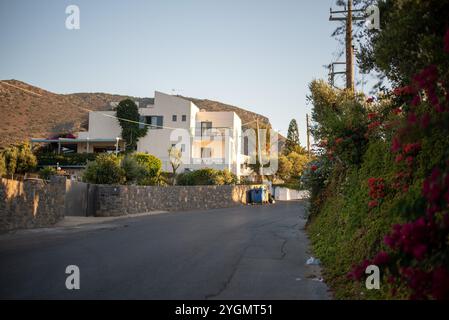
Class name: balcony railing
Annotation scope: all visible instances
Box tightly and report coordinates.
[194,127,231,138]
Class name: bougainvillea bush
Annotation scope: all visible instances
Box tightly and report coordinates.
[307,29,449,300]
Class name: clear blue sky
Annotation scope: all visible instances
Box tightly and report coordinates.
[0,0,366,145]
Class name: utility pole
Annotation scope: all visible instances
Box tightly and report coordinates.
[256,118,263,180]
[329,0,364,91]
[346,0,354,91]
[328,62,346,88]
[306,114,311,157]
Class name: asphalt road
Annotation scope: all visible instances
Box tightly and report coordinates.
[0,201,330,299]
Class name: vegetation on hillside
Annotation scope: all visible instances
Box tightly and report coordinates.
[305,0,449,300]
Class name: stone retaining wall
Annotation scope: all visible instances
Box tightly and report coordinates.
[95,184,251,217]
[0,177,66,232]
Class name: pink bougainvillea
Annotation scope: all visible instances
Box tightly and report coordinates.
[351,31,449,299]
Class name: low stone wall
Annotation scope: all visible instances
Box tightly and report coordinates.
[0,177,66,232]
[95,184,251,217]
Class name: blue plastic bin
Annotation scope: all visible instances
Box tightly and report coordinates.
[251,188,265,204]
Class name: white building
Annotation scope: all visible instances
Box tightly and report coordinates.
[76,92,244,176]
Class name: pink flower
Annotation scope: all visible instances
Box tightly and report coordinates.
[348,259,372,281]
[432,267,449,299]
[373,251,390,265]
[391,137,401,153]
[412,244,427,261]
[407,112,418,125]
[420,113,430,129]
[411,95,421,106]
[444,29,449,54]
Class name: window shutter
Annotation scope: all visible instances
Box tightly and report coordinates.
[157,116,163,128]
[139,116,145,129]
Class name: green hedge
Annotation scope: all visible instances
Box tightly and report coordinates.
[36,153,98,166]
[176,168,237,186]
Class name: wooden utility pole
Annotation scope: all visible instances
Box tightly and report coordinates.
[345,0,354,91]
[306,114,311,157]
[329,0,364,91]
[256,118,263,179]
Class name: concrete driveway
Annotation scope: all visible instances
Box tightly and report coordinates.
[0,201,330,299]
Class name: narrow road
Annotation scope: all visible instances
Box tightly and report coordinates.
[0,201,329,299]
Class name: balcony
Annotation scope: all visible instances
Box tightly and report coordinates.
[194,127,231,138]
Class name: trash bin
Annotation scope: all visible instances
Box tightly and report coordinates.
[251,188,265,204]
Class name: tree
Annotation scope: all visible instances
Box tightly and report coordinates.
[352,0,449,87]
[116,99,148,152]
[287,152,309,177]
[168,146,182,185]
[285,119,300,154]
[82,154,124,184]
[277,155,293,181]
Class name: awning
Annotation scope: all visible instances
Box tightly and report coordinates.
[31,138,122,144]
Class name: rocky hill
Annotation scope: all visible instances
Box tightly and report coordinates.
[0,80,275,149]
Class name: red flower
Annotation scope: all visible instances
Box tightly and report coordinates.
[368,121,381,130]
[368,112,378,120]
[311,165,318,172]
[369,200,379,208]
[393,108,402,115]
[403,143,421,155]
[335,137,344,145]
[394,85,416,96]
[395,154,404,163]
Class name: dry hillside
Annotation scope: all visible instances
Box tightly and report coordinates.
[0,80,276,149]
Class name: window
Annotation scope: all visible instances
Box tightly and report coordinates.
[145,116,163,129]
[201,147,212,158]
[172,115,177,122]
[182,115,187,122]
[201,121,212,136]
[171,143,185,152]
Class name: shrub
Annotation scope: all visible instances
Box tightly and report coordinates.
[177,168,237,186]
[120,155,145,184]
[15,143,37,174]
[82,154,124,184]
[38,166,57,180]
[131,152,162,185]
[36,153,97,166]
[1,142,37,177]
[0,153,5,177]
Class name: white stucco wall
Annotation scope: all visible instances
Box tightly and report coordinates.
[77,91,243,176]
